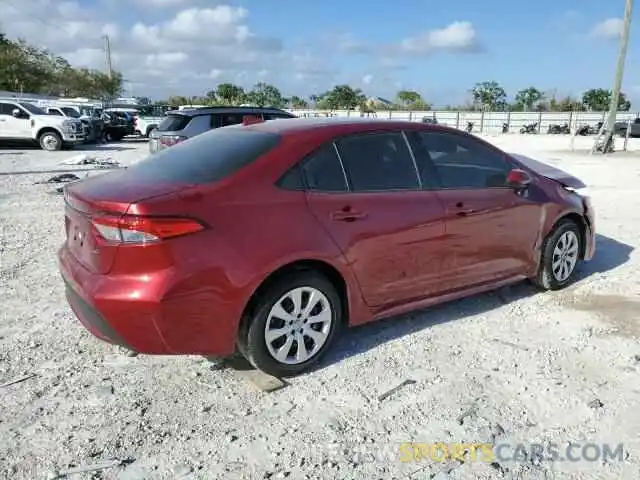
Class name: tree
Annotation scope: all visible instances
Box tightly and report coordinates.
[215,83,245,105]
[581,88,631,111]
[246,82,284,107]
[396,90,431,110]
[582,88,610,111]
[514,87,543,111]
[289,95,308,108]
[320,85,366,109]
[471,81,507,110]
[0,31,123,98]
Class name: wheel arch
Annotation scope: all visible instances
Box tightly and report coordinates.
[549,211,588,259]
[237,258,350,342]
[36,126,63,140]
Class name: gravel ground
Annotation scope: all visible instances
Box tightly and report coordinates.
[0,134,639,480]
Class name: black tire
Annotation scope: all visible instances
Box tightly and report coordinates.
[39,130,62,151]
[239,271,342,377]
[533,219,582,290]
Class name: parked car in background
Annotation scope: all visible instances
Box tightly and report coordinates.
[45,105,104,143]
[58,117,595,377]
[0,99,85,150]
[421,117,438,124]
[613,117,640,138]
[102,109,136,141]
[148,106,296,153]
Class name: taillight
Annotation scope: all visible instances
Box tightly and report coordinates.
[160,135,188,147]
[91,214,205,244]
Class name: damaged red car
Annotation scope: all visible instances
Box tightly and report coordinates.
[58,117,595,377]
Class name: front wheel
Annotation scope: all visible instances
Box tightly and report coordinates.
[39,131,62,151]
[533,219,582,290]
[240,271,342,377]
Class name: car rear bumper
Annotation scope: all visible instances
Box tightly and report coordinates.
[57,244,241,356]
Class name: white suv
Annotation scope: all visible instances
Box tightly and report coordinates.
[0,100,85,151]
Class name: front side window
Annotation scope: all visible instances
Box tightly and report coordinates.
[409,131,511,189]
[335,132,419,192]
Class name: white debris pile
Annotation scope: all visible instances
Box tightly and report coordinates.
[0,138,639,479]
[59,153,119,168]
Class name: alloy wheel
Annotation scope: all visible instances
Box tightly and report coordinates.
[552,230,579,282]
[264,287,333,365]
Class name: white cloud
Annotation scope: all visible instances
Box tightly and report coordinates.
[0,0,289,98]
[400,21,478,54]
[362,74,373,85]
[140,0,186,6]
[590,18,623,39]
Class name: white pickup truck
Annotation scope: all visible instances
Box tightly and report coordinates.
[134,116,164,137]
[0,99,85,151]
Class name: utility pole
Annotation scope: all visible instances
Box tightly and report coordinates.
[103,35,113,79]
[593,0,634,154]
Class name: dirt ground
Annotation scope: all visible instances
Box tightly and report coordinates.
[0,134,639,479]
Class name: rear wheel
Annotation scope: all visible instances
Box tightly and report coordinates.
[533,219,582,290]
[240,271,342,377]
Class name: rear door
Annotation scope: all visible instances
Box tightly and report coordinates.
[304,131,447,308]
[406,129,542,289]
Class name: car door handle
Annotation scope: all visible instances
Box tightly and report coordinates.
[456,209,475,216]
[453,202,475,216]
[330,210,368,222]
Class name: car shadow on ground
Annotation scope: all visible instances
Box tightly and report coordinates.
[74,144,137,152]
[317,233,634,372]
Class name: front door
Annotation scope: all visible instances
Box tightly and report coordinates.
[302,132,447,308]
[405,129,542,290]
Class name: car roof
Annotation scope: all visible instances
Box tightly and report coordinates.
[166,106,293,117]
[233,116,453,136]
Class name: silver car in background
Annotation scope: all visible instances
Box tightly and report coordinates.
[149,106,296,153]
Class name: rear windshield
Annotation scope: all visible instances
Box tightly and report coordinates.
[157,114,191,132]
[125,129,282,184]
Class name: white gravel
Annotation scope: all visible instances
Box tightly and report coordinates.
[1,134,639,480]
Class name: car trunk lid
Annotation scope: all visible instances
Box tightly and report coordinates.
[63,170,192,274]
[509,153,586,189]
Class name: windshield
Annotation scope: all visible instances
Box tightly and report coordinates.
[19,102,47,115]
[61,107,81,118]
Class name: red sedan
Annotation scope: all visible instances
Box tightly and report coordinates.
[58,117,595,377]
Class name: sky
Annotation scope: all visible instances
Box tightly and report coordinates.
[1,0,639,106]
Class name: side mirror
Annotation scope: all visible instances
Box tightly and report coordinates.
[12,109,22,118]
[506,169,532,189]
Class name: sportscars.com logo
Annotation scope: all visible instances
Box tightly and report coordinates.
[398,442,626,463]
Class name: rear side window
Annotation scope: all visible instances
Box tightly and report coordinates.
[301,145,347,192]
[0,103,16,115]
[336,132,420,192]
[157,114,191,132]
[218,114,246,127]
[124,130,281,184]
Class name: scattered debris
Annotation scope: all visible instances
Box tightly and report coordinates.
[633,354,640,364]
[588,398,604,409]
[490,338,529,351]
[236,369,288,393]
[377,379,416,401]
[172,464,193,478]
[34,173,81,185]
[0,373,36,388]
[60,153,119,168]
[50,458,134,478]
[456,401,479,425]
